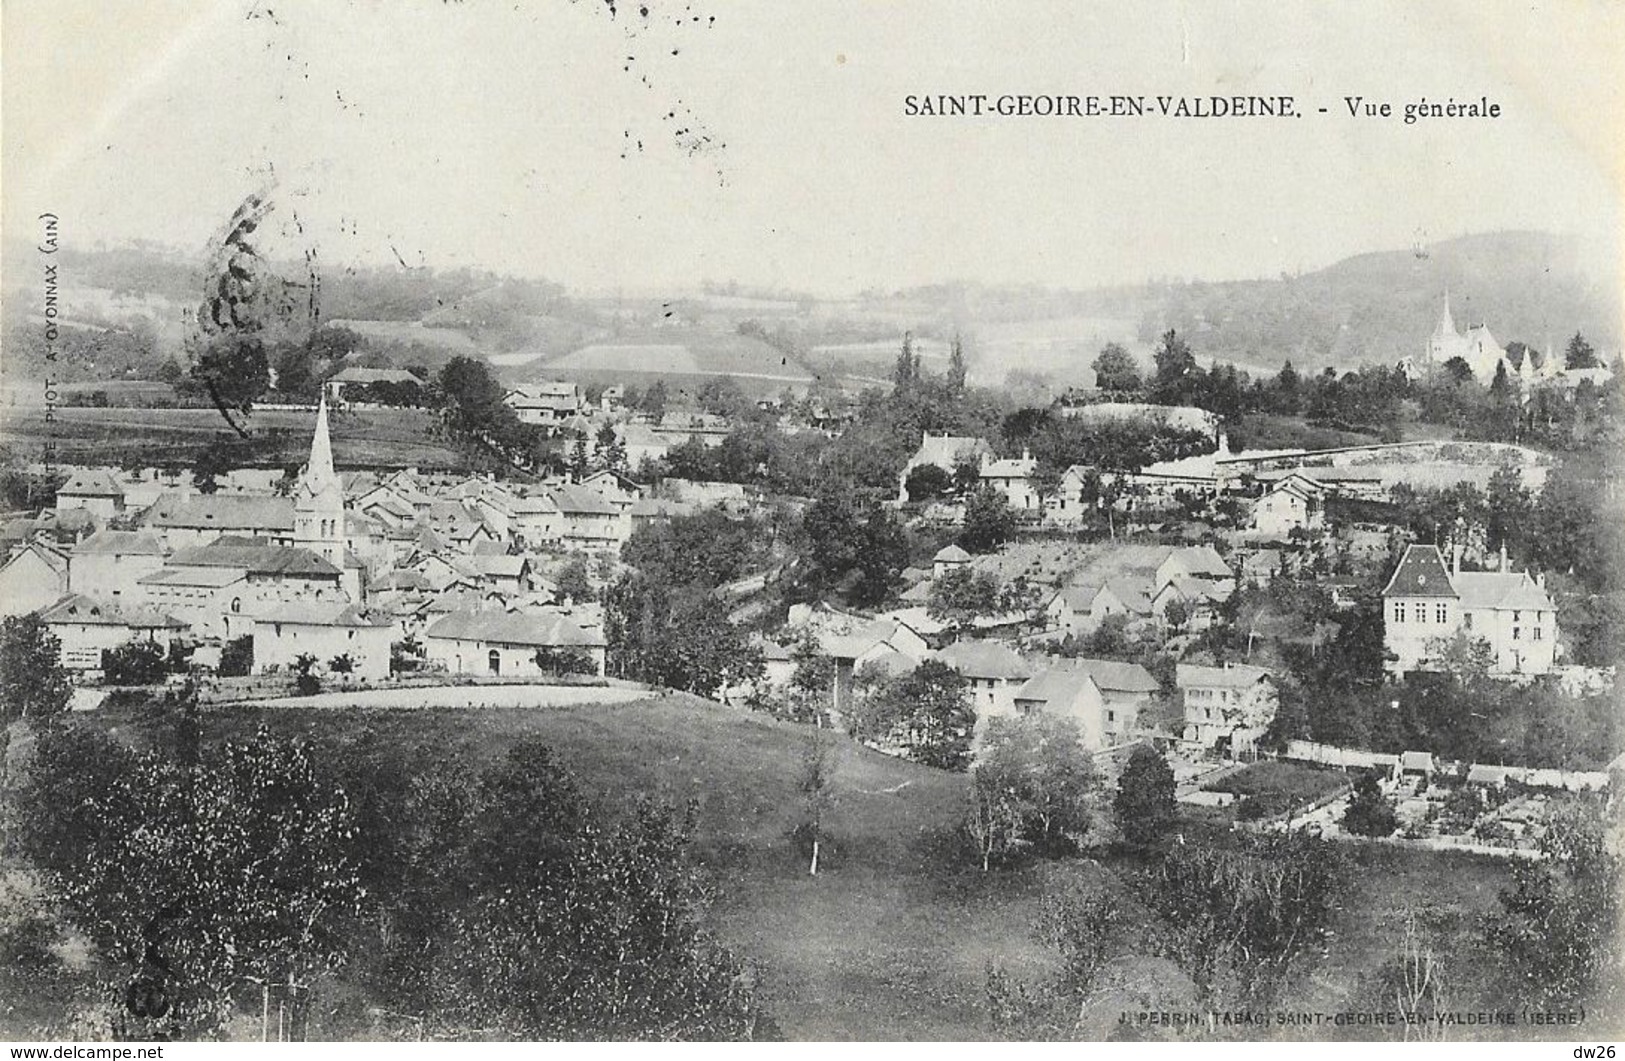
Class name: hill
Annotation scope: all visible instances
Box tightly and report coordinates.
[89,693,1524,1040]
[1135,230,1621,374]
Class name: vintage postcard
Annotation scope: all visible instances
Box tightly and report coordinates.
[0,0,1620,1047]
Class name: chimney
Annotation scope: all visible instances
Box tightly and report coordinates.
[1536,571,1545,590]
[1450,539,1461,579]
[1499,543,1509,574]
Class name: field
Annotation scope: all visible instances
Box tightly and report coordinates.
[0,404,472,471]
[51,693,1538,1041]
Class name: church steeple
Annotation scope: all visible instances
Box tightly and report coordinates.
[293,394,346,565]
[303,393,338,497]
[1433,292,1456,339]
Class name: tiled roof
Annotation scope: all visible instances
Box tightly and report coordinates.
[1013,668,1098,706]
[1060,657,1160,693]
[139,566,247,588]
[1176,663,1272,689]
[933,544,971,563]
[39,594,185,629]
[1452,571,1554,611]
[425,608,604,648]
[147,495,295,531]
[1382,544,1457,598]
[169,541,341,578]
[937,639,1031,681]
[329,367,420,385]
[58,469,124,497]
[549,484,620,515]
[72,529,165,556]
[258,602,391,627]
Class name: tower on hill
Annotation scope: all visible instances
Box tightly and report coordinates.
[293,394,346,565]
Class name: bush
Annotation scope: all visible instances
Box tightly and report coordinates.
[1340,771,1398,837]
[218,636,253,677]
[101,639,170,686]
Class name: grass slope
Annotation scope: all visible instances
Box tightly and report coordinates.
[92,694,1524,1040]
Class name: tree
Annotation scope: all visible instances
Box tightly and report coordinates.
[15,724,363,1038]
[891,331,919,391]
[960,485,1017,554]
[1161,597,1192,634]
[1564,332,1598,370]
[1272,361,1303,416]
[798,725,836,875]
[640,379,669,423]
[603,574,763,697]
[103,639,170,686]
[1113,745,1175,848]
[793,488,907,608]
[532,646,598,676]
[946,333,968,394]
[328,653,356,677]
[977,714,1099,858]
[966,765,1030,872]
[427,741,777,1038]
[903,463,953,503]
[191,434,240,495]
[1150,329,1200,406]
[1484,798,1619,1012]
[436,356,528,464]
[926,566,1005,629]
[848,659,975,771]
[1139,831,1342,1006]
[1091,342,1140,393]
[1340,771,1398,837]
[556,554,594,602]
[0,614,71,722]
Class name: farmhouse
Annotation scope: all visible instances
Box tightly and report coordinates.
[423,608,606,676]
[252,602,394,682]
[1057,657,1161,742]
[67,530,166,599]
[38,594,187,673]
[936,639,1031,725]
[1010,668,1108,749]
[503,381,584,426]
[324,367,422,405]
[1246,473,1326,538]
[55,469,125,520]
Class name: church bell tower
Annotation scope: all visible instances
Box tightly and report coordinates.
[293,394,346,565]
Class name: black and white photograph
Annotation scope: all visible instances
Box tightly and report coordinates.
[0,0,1621,1046]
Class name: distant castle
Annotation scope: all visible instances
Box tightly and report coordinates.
[1402,294,1611,389]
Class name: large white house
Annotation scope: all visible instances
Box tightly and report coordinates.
[1382,543,1557,676]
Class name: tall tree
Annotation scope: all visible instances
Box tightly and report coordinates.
[1113,745,1175,847]
[1091,342,1141,393]
[946,333,968,394]
[0,614,72,723]
[1564,332,1599,370]
[1150,329,1200,406]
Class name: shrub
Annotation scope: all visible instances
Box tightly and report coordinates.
[101,639,170,686]
[1340,771,1398,838]
[218,636,253,677]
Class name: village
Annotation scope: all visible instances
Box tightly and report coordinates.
[1,296,1618,869]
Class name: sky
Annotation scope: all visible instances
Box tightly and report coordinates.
[3,0,1622,296]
